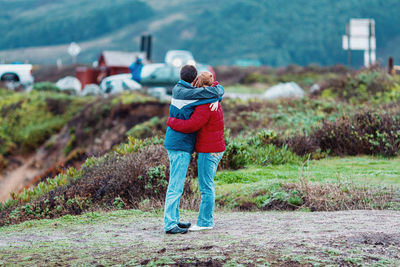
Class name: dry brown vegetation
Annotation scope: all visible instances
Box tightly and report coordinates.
[0,145,194,226]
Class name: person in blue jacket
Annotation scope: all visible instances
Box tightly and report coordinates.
[164,65,224,234]
[129,57,143,83]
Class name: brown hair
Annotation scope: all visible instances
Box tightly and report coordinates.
[192,71,214,87]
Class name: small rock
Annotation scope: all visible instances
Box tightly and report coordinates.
[310,83,321,94]
[56,76,82,94]
[263,82,304,100]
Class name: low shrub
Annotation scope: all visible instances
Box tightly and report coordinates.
[243,72,274,84]
[0,145,196,226]
[314,111,400,157]
[221,98,352,138]
[284,135,320,156]
[284,108,400,158]
[0,154,7,171]
[114,136,164,155]
[126,116,167,139]
[319,68,400,103]
[220,135,250,170]
[8,167,83,204]
[291,165,398,211]
[221,129,301,169]
[216,183,304,211]
[33,82,60,92]
[111,91,155,105]
[216,179,397,212]
[259,188,304,210]
[0,90,85,155]
[250,144,301,165]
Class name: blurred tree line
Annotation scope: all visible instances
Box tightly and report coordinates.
[179,0,400,66]
[1,0,399,66]
[0,0,153,49]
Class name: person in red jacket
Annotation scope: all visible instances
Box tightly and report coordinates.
[167,71,225,231]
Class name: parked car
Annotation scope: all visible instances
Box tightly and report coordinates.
[0,63,34,90]
[99,73,142,94]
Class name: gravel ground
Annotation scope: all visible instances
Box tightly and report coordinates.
[0,210,399,266]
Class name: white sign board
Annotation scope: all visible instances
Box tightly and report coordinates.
[68,42,81,57]
[342,18,376,67]
[349,19,375,37]
[342,35,376,50]
[342,19,375,51]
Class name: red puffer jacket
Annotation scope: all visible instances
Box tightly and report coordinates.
[166,103,225,153]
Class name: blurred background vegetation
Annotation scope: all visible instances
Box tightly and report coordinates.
[1,0,400,66]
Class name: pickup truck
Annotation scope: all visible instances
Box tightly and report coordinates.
[0,63,34,90]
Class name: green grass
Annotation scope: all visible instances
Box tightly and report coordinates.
[215,156,400,186]
[303,157,400,185]
[222,98,357,136]
[225,84,266,94]
[0,90,89,155]
[215,156,400,210]
[111,91,157,105]
[0,209,158,233]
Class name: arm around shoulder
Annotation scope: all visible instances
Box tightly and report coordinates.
[179,85,224,100]
[167,105,211,133]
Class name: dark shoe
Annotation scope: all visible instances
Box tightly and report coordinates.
[178,222,192,229]
[166,226,188,234]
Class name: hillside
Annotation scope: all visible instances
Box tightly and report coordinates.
[1,66,400,224]
[1,66,400,265]
[1,0,400,66]
[0,0,153,49]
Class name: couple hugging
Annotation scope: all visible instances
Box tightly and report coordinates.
[164,65,225,234]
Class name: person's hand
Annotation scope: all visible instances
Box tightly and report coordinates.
[209,101,218,111]
[192,77,199,87]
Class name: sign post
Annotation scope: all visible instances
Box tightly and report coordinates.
[68,42,81,64]
[346,23,351,67]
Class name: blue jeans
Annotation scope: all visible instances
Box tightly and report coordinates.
[164,150,191,232]
[197,152,224,227]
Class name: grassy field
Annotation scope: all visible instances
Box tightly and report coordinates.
[216,156,400,186]
[225,84,267,94]
[214,156,400,212]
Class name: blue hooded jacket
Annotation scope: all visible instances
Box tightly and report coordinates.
[129,59,143,82]
[164,80,224,153]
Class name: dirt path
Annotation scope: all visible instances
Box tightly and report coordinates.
[0,210,399,266]
[0,155,41,202]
